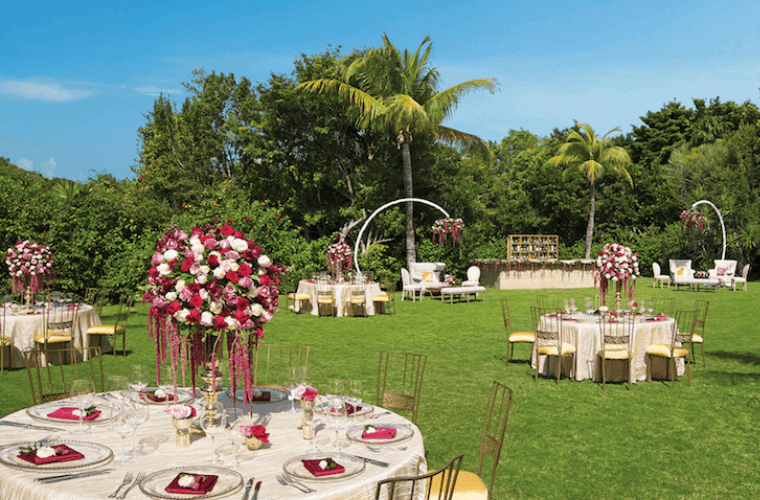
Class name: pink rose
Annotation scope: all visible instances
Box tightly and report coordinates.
[203,238,218,250]
[151,252,163,266]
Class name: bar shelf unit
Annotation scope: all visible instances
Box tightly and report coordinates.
[507,234,559,261]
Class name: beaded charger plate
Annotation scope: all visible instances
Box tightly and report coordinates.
[138,388,195,406]
[0,439,113,472]
[346,423,414,445]
[139,465,244,500]
[228,388,289,404]
[26,401,116,425]
[283,452,365,482]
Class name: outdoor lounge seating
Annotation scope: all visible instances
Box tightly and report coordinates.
[732,264,750,291]
[708,259,737,287]
[669,259,720,292]
[408,262,447,297]
[652,262,671,288]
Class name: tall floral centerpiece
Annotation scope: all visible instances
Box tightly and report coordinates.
[680,210,706,233]
[594,242,640,311]
[327,242,352,280]
[6,240,55,308]
[432,218,465,247]
[143,224,284,410]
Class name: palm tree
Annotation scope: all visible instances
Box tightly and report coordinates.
[545,124,633,258]
[297,34,496,264]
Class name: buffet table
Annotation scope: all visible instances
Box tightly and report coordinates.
[532,312,685,383]
[3,305,102,367]
[0,389,426,500]
[294,280,384,317]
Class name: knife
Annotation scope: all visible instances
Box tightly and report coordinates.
[242,477,254,500]
[0,421,64,432]
[347,453,389,467]
[251,480,262,500]
[37,469,113,484]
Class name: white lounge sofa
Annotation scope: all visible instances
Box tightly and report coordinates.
[708,259,737,287]
[408,262,447,298]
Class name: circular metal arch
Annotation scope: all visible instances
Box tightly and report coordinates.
[690,199,727,260]
[353,198,450,274]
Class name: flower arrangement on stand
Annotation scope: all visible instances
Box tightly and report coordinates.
[432,218,465,247]
[680,210,706,233]
[143,224,284,409]
[6,240,55,306]
[327,242,352,280]
[594,242,640,310]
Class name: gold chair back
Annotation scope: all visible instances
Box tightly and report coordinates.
[23,346,104,406]
[477,382,514,494]
[253,344,310,390]
[376,351,427,424]
[536,295,559,311]
[375,453,463,500]
[88,295,134,356]
[598,312,635,387]
[86,288,107,316]
[315,278,336,317]
[653,297,675,317]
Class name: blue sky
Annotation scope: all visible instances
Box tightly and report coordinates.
[2,0,759,181]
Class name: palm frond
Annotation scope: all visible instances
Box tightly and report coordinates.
[434,125,491,156]
[425,79,497,121]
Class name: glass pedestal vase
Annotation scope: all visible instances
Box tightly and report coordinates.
[614,281,623,313]
[173,417,193,448]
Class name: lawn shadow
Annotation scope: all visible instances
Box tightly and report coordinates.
[709,350,760,366]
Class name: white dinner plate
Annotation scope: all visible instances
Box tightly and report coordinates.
[0,439,113,472]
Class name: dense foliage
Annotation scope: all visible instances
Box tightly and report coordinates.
[4,41,760,297]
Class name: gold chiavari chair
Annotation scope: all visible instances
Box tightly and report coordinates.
[23,346,104,405]
[598,312,635,389]
[377,351,427,425]
[533,307,576,384]
[375,454,463,500]
[502,298,535,365]
[645,310,695,387]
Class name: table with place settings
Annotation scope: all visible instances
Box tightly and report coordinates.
[294,280,385,317]
[532,312,685,383]
[0,388,427,500]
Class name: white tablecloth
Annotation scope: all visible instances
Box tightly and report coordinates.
[533,313,685,383]
[0,390,426,500]
[295,280,385,317]
[3,305,102,367]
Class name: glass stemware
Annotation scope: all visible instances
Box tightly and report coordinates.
[304,403,322,452]
[124,403,150,456]
[128,364,149,400]
[108,404,134,467]
[69,379,96,435]
[346,380,363,421]
[200,403,227,465]
[220,408,243,468]
[327,400,348,453]
[284,367,298,414]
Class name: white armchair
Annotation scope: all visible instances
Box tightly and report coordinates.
[732,264,750,291]
[669,259,694,283]
[400,268,424,302]
[461,266,481,287]
[652,262,671,289]
[708,259,737,287]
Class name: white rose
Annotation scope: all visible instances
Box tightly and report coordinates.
[257,255,271,268]
[230,262,239,272]
[154,389,166,398]
[165,292,177,302]
[35,447,57,458]
[191,243,205,255]
[175,280,186,292]
[250,303,264,317]
[226,317,239,330]
[210,302,223,314]
[189,236,201,246]
[163,249,179,262]
[175,308,190,322]
[319,460,328,470]
[230,238,248,253]
[200,312,213,326]
[72,409,87,417]
[178,475,195,488]
[247,288,259,299]
[157,263,171,276]
[199,265,210,274]
[213,267,226,279]
[199,289,208,300]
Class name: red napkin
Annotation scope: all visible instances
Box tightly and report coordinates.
[251,391,271,401]
[17,445,85,465]
[362,427,397,440]
[165,473,218,495]
[301,459,345,477]
[140,390,176,403]
[563,318,577,321]
[47,407,101,421]
[329,403,362,415]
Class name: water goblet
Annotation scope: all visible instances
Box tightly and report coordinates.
[124,402,150,456]
[220,408,243,468]
[326,400,348,453]
[285,367,299,414]
[128,364,149,400]
[108,405,134,467]
[69,379,96,435]
[200,403,227,465]
[346,380,364,420]
[563,299,570,314]
[327,379,345,401]
[570,298,578,314]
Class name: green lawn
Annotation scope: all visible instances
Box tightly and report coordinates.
[2,281,759,499]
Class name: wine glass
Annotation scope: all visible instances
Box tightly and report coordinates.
[220,408,243,468]
[570,298,577,314]
[326,400,348,453]
[346,380,364,420]
[108,405,134,467]
[200,403,227,465]
[563,299,570,314]
[284,367,298,414]
[69,379,96,435]
[128,365,149,400]
[327,379,345,401]
[124,403,150,456]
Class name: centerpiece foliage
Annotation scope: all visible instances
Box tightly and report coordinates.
[143,223,284,406]
[6,240,55,294]
[594,242,640,300]
[432,218,465,247]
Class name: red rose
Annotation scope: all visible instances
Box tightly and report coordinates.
[188,294,204,308]
[166,302,182,315]
[186,309,201,324]
[213,315,228,331]
[259,275,271,286]
[236,297,250,311]
[237,263,252,277]
[207,254,219,267]
[149,267,159,278]
[234,309,249,324]
[181,258,193,272]
[233,231,245,239]
[226,270,239,284]
[220,225,234,237]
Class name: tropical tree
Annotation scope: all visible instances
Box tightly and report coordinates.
[545,124,633,258]
[297,34,496,264]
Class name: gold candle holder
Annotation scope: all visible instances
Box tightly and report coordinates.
[244,435,263,451]
[173,416,194,447]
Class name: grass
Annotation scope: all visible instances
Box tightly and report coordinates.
[2,280,759,499]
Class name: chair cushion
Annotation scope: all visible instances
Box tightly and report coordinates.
[287,293,312,300]
[87,325,125,335]
[646,344,689,358]
[676,268,686,276]
[461,280,480,287]
[427,470,487,500]
[34,333,71,343]
[317,297,335,304]
[373,295,392,302]
[690,334,704,343]
[508,332,536,343]
[538,343,576,356]
[600,349,632,360]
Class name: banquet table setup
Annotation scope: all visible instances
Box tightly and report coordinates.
[532,310,685,383]
[0,387,427,500]
[2,304,102,367]
[294,280,384,317]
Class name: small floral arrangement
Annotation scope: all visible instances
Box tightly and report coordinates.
[443,274,456,286]
[163,404,197,419]
[694,270,709,279]
[680,210,706,233]
[6,240,55,293]
[239,424,269,443]
[594,242,640,300]
[19,441,53,456]
[293,384,318,401]
[432,218,465,247]
[327,242,353,277]
[318,458,338,471]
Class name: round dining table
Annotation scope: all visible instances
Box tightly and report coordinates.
[3,305,102,368]
[532,312,685,383]
[294,280,385,317]
[0,388,427,500]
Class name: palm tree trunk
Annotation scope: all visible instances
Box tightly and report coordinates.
[401,141,416,265]
[585,182,595,259]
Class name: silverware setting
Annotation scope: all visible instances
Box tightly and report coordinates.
[0,421,64,432]
[108,471,133,498]
[116,471,145,499]
[242,477,254,500]
[252,480,262,500]
[276,472,314,493]
[370,411,391,420]
[365,444,407,452]
[36,468,113,484]
[344,453,390,467]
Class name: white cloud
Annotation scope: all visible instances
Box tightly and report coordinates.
[17,157,33,171]
[133,86,182,97]
[0,80,91,102]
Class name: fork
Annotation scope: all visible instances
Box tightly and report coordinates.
[108,472,133,498]
[116,471,145,499]
[365,444,407,452]
[276,473,314,493]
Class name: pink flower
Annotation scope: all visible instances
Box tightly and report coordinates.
[151,253,163,266]
[239,424,269,443]
[294,385,318,401]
